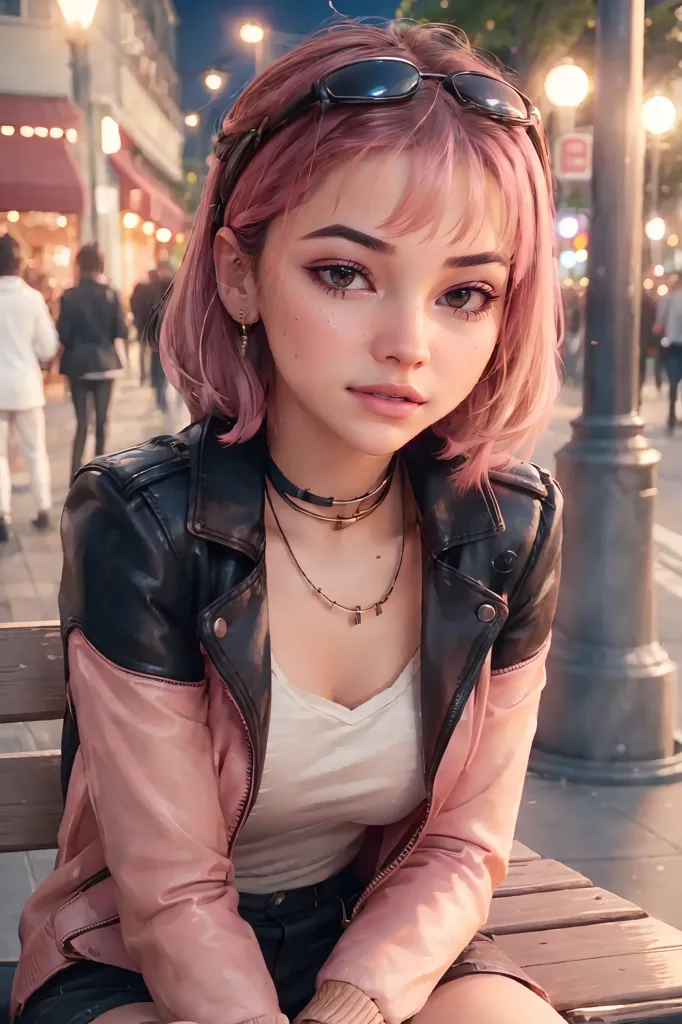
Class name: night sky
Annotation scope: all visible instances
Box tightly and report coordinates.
[175,0,399,110]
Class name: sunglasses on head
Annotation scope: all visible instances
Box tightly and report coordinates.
[211,56,550,237]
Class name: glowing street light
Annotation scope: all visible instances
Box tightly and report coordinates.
[184,112,200,129]
[56,0,100,30]
[239,21,268,76]
[56,0,101,242]
[642,95,677,135]
[203,71,224,93]
[544,62,590,108]
[645,217,666,242]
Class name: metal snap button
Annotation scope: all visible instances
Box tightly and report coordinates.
[194,520,204,532]
[273,892,286,906]
[213,617,227,639]
[477,603,497,623]
[492,550,517,574]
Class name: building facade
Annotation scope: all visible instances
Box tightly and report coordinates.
[0,0,186,301]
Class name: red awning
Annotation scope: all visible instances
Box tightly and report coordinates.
[0,94,81,131]
[109,148,186,236]
[0,133,85,214]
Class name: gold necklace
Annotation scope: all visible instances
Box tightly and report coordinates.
[265,479,406,627]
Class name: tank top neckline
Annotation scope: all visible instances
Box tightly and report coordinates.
[271,649,421,726]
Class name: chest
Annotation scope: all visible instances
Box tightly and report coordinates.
[265,522,422,711]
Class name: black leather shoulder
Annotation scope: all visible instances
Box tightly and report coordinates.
[78,432,191,500]
[488,459,558,506]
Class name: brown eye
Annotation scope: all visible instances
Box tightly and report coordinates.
[313,263,370,292]
[443,288,483,311]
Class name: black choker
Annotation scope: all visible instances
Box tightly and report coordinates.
[265,453,397,529]
[265,453,397,508]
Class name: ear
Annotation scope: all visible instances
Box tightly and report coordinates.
[213,227,260,324]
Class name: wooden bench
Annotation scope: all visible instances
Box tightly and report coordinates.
[2,622,682,1023]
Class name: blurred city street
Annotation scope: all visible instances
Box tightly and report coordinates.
[0,370,681,956]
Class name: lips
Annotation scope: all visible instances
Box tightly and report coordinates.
[348,384,426,404]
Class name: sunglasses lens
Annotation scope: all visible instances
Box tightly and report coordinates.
[453,73,529,121]
[324,59,420,101]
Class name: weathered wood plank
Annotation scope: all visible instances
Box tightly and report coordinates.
[564,998,682,1022]
[510,840,542,863]
[496,918,682,967]
[0,623,64,723]
[484,886,646,936]
[495,859,592,897]
[0,751,62,852]
[525,948,682,1013]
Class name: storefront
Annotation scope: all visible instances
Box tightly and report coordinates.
[0,94,86,302]
[109,140,186,299]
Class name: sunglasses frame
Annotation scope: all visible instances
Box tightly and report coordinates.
[211,57,551,238]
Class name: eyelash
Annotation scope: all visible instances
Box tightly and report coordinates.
[305,262,501,321]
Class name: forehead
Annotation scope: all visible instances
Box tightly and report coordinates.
[285,152,510,259]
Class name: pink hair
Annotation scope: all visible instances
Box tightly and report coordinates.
[160,20,562,490]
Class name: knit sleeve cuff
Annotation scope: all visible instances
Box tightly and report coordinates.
[295,981,383,1024]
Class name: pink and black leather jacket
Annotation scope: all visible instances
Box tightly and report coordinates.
[12,416,562,1024]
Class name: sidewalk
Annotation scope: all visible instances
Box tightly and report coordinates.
[0,376,681,959]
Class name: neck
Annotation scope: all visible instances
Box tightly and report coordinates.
[267,388,394,502]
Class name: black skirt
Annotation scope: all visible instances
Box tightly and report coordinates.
[18,864,547,1024]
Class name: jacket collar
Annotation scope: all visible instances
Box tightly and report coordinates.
[186,416,505,560]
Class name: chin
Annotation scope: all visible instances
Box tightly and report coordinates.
[332,418,427,458]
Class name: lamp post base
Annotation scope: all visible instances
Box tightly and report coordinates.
[529,741,682,785]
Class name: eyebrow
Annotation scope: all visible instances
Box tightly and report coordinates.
[300,224,509,270]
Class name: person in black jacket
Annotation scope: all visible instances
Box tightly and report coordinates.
[57,245,128,482]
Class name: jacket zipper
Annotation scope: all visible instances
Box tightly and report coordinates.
[350,626,501,918]
[223,684,256,851]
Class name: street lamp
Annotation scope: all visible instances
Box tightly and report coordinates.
[645,216,666,242]
[239,21,267,77]
[642,95,677,261]
[532,0,682,784]
[56,0,101,243]
[203,71,225,94]
[544,62,590,109]
[184,112,200,129]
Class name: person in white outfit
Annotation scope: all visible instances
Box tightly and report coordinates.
[0,233,59,542]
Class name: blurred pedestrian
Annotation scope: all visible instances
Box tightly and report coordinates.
[130,269,159,383]
[57,245,128,481]
[147,262,174,414]
[654,277,682,435]
[0,233,59,541]
[639,287,658,408]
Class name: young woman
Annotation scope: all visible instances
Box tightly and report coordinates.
[11,20,563,1024]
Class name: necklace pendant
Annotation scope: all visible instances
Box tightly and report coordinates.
[353,606,362,626]
[375,603,383,617]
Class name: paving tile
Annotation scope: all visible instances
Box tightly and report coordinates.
[565,854,682,930]
[26,850,57,890]
[9,598,46,624]
[0,723,35,753]
[599,782,682,854]
[24,720,62,751]
[1,582,40,600]
[516,775,679,859]
[0,853,33,958]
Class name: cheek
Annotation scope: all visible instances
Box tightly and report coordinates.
[434,317,500,387]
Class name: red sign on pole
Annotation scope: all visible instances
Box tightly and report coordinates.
[555,132,593,181]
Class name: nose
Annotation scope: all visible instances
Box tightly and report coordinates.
[370,300,431,368]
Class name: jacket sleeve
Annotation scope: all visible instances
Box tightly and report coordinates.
[111,289,129,341]
[56,292,74,350]
[307,484,563,1024]
[30,290,59,363]
[60,468,286,1024]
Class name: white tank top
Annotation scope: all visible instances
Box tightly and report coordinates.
[232,652,426,894]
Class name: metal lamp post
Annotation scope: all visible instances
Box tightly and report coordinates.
[239,22,268,78]
[57,0,101,244]
[531,0,682,784]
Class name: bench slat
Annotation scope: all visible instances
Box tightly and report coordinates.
[509,840,542,863]
[525,948,682,1013]
[0,623,64,724]
[484,886,646,936]
[564,998,682,1022]
[0,751,62,852]
[496,917,682,967]
[495,859,592,897]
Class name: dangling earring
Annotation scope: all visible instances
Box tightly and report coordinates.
[239,309,249,358]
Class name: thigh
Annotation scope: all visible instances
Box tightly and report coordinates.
[415,974,564,1024]
[0,411,10,455]
[19,961,151,1024]
[93,380,113,424]
[14,407,45,456]
[70,379,89,424]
